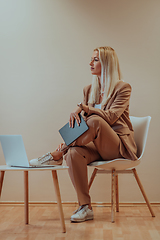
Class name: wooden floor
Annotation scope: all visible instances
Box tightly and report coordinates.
[0,204,160,240]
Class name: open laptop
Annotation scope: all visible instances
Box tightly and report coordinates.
[0,135,56,168]
[59,114,89,146]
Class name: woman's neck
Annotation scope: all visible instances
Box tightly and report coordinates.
[98,77,105,93]
[98,77,104,99]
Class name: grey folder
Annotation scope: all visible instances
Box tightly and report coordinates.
[59,114,89,146]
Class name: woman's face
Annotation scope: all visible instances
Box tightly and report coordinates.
[90,50,101,77]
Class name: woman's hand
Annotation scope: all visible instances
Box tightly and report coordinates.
[56,143,65,151]
[69,106,82,128]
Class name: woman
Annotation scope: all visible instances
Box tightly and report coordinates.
[30,46,137,222]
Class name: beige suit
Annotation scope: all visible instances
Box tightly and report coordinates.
[63,80,137,206]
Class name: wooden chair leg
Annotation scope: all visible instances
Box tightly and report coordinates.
[111,169,116,223]
[52,170,66,233]
[132,168,155,217]
[0,171,5,198]
[24,171,29,224]
[116,174,119,212]
[88,168,98,189]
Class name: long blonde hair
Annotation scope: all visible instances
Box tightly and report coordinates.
[88,46,122,106]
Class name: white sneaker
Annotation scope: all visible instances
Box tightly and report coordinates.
[70,205,94,222]
[29,152,63,166]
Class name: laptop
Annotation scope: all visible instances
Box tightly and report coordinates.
[0,135,55,168]
[59,114,89,146]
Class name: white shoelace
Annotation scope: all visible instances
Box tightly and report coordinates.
[73,206,83,214]
[73,205,89,214]
[38,153,53,163]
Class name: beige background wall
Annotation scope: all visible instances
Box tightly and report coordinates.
[0,0,160,203]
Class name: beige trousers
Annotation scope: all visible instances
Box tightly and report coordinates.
[62,115,122,206]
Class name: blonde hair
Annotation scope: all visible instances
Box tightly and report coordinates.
[88,46,122,106]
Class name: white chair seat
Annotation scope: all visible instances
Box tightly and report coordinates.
[89,158,140,171]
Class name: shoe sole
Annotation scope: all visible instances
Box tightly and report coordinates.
[29,157,63,166]
[70,216,94,223]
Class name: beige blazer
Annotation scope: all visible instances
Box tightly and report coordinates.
[82,80,138,160]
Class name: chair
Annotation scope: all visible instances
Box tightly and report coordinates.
[88,116,155,222]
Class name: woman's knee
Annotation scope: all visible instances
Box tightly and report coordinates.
[86,115,107,129]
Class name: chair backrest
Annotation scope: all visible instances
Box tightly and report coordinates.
[130,116,151,159]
